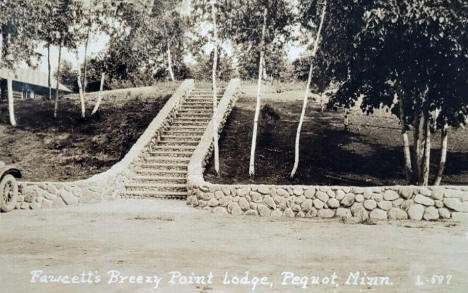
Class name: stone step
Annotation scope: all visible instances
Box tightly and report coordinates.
[144,156,191,163]
[181,105,214,109]
[164,130,205,135]
[157,140,200,146]
[179,109,212,113]
[132,176,186,184]
[152,145,196,151]
[172,121,208,126]
[160,135,202,142]
[185,98,221,102]
[175,116,211,121]
[135,169,187,177]
[138,163,188,170]
[125,183,187,192]
[148,151,192,157]
[122,190,187,199]
[169,126,206,131]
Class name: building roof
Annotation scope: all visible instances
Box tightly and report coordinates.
[0,68,72,92]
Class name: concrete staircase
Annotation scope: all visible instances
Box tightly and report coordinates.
[122,87,223,199]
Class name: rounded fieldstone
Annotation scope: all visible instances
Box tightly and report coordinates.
[408,204,425,220]
[434,200,443,208]
[306,208,318,218]
[438,208,450,219]
[355,194,364,203]
[384,190,399,201]
[419,187,432,196]
[313,199,324,209]
[414,194,435,206]
[316,191,329,202]
[60,190,79,206]
[284,208,295,218]
[228,202,241,213]
[431,187,444,200]
[271,209,283,217]
[364,199,377,210]
[257,204,271,217]
[250,202,258,210]
[327,198,340,208]
[237,188,250,197]
[336,208,352,218]
[398,186,413,199]
[221,186,231,196]
[295,195,306,204]
[377,200,392,211]
[264,196,276,209]
[341,194,355,207]
[401,199,414,211]
[250,191,262,203]
[352,187,365,194]
[208,198,219,207]
[301,199,313,212]
[41,199,53,209]
[201,192,214,201]
[218,196,229,207]
[292,204,301,212]
[213,207,228,215]
[326,189,335,198]
[392,198,404,207]
[245,210,258,216]
[258,185,270,195]
[373,193,383,202]
[370,209,387,220]
[276,188,288,197]
[388,208,408,220]
[304,188,316,198]
[238,198,250,211]
[443,198,462,211]
[318,209,335,218]
[423,206,439,221]
[335,190,345,200]
[293,187,304,196]
[363,189,373,199]
[296,211,306,218]
[214,190,224,199]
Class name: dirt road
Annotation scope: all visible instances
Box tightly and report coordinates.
[1,199,467,293]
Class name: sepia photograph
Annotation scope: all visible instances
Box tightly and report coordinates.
[0,0,467,292]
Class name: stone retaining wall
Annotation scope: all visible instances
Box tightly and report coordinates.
[186,80,468,222]
[187,184,468,222]
[14,80,195,210]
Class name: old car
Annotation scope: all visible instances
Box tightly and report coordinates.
[0,161,22,212]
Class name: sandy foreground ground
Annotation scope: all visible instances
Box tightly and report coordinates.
[0,199,467,293]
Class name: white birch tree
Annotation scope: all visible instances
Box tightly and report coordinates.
[290,1,326,178]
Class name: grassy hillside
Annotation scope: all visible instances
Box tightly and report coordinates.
[0,83,177,181]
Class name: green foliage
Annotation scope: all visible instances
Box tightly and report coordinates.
[190,49,236,81]
[0,0,43,69]
[56,60,78,92]
[300,0,467,129]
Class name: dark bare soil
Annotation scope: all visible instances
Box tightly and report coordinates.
[205,96,468,186]
[0,89,171,181]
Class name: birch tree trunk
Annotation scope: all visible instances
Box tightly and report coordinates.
[91,72,105,115]
[422,116,431,185]
[434,125,448,185]
[76,52,86,119]
[47,42,52,100]
[398,96,413,183]
[290,1,326,178]
[53,42,63,118]
[211,0,220,175]
[83,29,90,93]
[248,7,267,177]
[7,77,16,126]
[413,114,425,184]
[163,23,175,82]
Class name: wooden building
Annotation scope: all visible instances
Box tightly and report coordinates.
[0,68,72,100]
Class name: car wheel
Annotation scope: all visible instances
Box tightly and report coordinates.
[1,174,19,212]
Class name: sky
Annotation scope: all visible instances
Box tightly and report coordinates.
[30,0,307,77]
